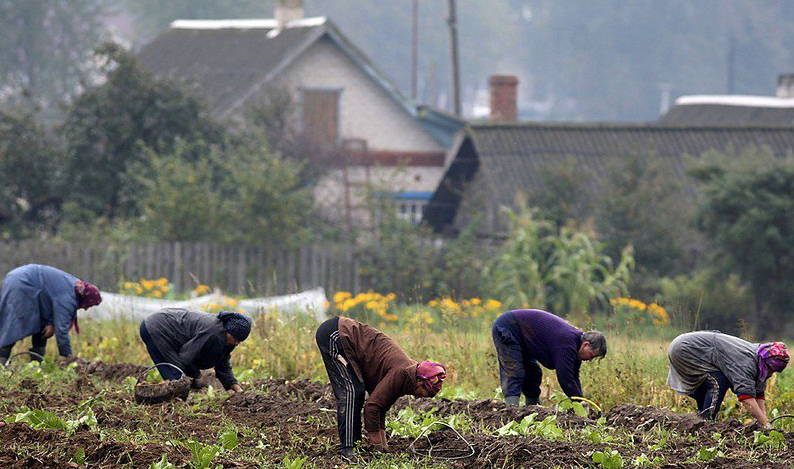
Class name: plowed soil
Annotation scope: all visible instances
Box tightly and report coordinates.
[0,359,791,468]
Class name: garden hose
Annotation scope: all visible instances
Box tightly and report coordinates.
[2,351,45,368]
[570,396,603,413]
[769,415,794,425]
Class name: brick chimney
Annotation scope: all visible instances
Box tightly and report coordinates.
[489,75,518,121]
[276,0,303,30]
[777,74,794,98]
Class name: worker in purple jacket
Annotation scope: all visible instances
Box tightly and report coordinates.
[492,309,606,406]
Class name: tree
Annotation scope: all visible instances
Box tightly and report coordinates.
[692,147,794,325]
[0,0,107,114]
[595,152,696,278]
[60,42,224,221]
[526,155,595,228]
[134,133,314,246]
[0,108,66,237]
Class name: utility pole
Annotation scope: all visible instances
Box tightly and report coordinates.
[727,34,736,94]
[447,0,461,116]
[411,0,418,101]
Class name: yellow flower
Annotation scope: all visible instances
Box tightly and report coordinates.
[153,290,163,298]
[428,300,438,307]
[333,291,352,303]
[485,299,502,310]
[471,298,482,305]
[425,317,435,324]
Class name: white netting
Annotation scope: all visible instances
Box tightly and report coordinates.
[86,287,328,321]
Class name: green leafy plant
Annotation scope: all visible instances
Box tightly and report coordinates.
[386,407,471,438]
[185,439,221,469]
[496,413,563,440]
[149,455,176,469]
[283,455,308,469]
[592,449,624,468]
[753,430,786,449]
[70,448,86,465]
[217,429,238,450]
[696,446,724,461]
[6,407,97,435]
[631,453,661,467]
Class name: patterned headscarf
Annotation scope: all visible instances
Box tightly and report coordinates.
[218,311,252,342]
[416,361,447,396]
[75,281,102,310]
[71,281,102,334]
[758,342,790,381]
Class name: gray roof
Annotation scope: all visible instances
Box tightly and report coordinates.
[137,18,464,143]
[660,96,794,124]
[139,24,319,118]
[425,122,794,234]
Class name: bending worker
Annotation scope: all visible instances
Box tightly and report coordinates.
[316,316,446,457]
[492,309,606,406]
[139,308,251,393]
[667,331,789,427]
[0,264,102,362]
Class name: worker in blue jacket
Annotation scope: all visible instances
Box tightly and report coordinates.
[0,264,102,362]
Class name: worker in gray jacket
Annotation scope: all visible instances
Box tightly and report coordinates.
[667,331,789,427]
[139,308,251,392]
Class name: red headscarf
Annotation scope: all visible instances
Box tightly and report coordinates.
[72,281,102,334]
[75,280,102,310]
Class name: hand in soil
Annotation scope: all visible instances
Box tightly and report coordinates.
[230,384,243,392]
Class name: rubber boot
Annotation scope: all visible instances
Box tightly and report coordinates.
[0,346,11,365]
[29,346,46,362]
[504,395,520,406]
[526,396,540,406]
[337,446,356,460]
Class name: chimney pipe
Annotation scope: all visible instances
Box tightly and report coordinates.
[777,74,794,98]
[489,75,518,121]
[276,0,303,30]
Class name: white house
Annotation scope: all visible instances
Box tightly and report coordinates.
[138,0,462,229]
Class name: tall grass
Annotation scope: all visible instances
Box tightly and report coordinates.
[15,310,792,421]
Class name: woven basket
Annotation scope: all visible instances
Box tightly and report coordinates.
[134,363,190,404]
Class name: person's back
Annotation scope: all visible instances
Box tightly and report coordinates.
[337,317,415,392]
[143,308,222,354]
[510,309,583,370]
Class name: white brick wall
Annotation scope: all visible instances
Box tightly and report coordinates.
[270,36,443,154]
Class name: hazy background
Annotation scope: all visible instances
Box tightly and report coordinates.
[118,0,794,121]
[3,0,794,121]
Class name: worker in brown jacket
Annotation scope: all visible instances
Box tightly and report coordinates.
[315,316,446,457]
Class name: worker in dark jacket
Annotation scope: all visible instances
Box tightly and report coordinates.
[492,309,606,406]
[0,264,102,362]
[139,308,250,392]
[316,316,446,457]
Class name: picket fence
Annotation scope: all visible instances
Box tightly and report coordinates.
[0,240,364,296]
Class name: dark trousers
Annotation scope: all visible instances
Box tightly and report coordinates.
[691,371,731,420]
[492,312,542,404]
[316,317,365,449]
[0,331,47,362]
[139,321,182,380]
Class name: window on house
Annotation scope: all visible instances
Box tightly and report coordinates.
[301,88,340,149]
[394,192,432,223]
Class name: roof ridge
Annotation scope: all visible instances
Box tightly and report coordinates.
[468,121,794,130]
[170,17,327,30]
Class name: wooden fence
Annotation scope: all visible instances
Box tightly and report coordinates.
[0,241,365,296]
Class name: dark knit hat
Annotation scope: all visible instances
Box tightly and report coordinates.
[218,311,252,342]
